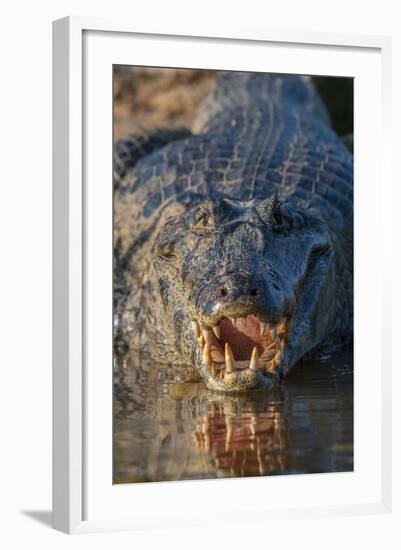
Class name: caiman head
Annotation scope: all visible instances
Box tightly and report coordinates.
[151,196,335,392]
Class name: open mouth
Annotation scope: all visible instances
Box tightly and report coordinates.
[192,314,290,387]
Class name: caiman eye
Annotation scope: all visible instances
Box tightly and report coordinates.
[272,204,284,226]
[257,197,303,233]
[157,240,176,260]
[261,199,293,232]
[191,208,213,234]
[272,203,292,232]
[195,210,209,226]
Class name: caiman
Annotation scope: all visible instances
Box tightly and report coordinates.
[113,72,353,392]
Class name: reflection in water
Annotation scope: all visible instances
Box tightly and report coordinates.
[113,350,353,483]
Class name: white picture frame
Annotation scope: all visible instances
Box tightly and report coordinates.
[52,16,392,534]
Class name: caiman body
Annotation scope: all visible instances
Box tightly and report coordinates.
[114,72,353,392]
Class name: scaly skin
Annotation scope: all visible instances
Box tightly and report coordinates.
[114,72,353,392]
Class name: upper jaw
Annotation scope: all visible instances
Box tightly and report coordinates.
[191,313,291,392]
[192,301,288,330]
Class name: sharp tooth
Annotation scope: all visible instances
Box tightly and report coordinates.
[192,320,200,337]
[269,357,277,372]
[225,342,235,374]
[270,325,278,340]
[198,333,205,348]
[202,328,213,344]
[212,324,221,339]
[211,364,217,378]
[249,347,259,371]
[278,318,287,336]
[260,321,267,335]
[202,327,214,345]
[219,368,224,380]
[202,343,212,367]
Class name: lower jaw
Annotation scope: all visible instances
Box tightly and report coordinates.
[202,367,277,393]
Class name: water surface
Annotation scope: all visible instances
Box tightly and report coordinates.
[113,351,353,483]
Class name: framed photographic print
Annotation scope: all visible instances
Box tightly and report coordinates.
[52,17,392,534]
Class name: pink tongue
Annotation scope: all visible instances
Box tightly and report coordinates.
[220,315,263,361]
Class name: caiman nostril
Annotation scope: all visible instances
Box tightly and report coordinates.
[219,285,259,298]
